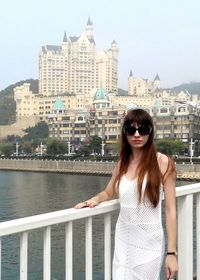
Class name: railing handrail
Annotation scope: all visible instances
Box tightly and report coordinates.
[0,200,119,237]
[0,183,199,237]
[175,182,200,196]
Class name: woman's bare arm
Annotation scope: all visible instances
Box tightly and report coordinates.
[74,162,119,208]
[159,154,178,279]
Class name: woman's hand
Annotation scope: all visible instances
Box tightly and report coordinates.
[74,197,99,209]
[165,255,178,279]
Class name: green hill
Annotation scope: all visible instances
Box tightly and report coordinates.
[118,88,128,95]
[0,79,38,125]
[170,82,200,95]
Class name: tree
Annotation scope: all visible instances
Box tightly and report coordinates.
[77,145,91,157]
[5,123,49,154]
[0,142,14,157]
[6,135,21,143]
[105,142,120,155]
[23,121,49,142]
[90,136,102,155]
[46,138,68,155]
[155,139,187,156]
[22,141,32,154]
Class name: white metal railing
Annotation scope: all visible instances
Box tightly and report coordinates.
[0,183,199,280]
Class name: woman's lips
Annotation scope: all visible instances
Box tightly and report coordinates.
[132,140,142,144]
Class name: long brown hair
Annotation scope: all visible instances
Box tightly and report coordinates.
[114,108,161,207]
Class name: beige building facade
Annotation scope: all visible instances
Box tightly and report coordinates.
[39,18,118,96]
[14,80,199,124]
[128,72,161,96]
[152,89,192,107]
[110,94,154,108]
[14,84,100,123]
[96,40,118,93]
[14,83,39,117]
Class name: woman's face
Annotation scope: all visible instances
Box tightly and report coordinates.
[124,122,151,150]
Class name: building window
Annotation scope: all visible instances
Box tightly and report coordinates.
[160,108,168,113]
[62,117,70,121]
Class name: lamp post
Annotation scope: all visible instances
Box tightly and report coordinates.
[68,141,71,156]
[101,140,105,157]
[16,142,19,157]
[40,142,43,156]
[189,138,194,164]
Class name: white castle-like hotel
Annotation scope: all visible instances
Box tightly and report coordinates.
[39,17,118,96]
[6,18,200,153]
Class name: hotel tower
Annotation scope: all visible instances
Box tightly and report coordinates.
[39,18,118,96]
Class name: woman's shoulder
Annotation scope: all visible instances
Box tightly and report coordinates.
[112,160,121,175]
[157,152,170,175]
[157,152,176,183]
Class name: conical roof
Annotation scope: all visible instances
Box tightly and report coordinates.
[87,17,93,26]
[154,74,160,81]
[52,97,65,110]
[63,31,67,42]
[93,88,109,101]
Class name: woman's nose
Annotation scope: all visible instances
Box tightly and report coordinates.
[134,130,140,136]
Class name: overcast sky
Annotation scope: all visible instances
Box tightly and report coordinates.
[0,0,199,90]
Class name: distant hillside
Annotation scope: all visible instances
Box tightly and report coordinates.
[0,79,38,125]
[119,82,200,95]
[170,82,200,95]
[118,88,128,95]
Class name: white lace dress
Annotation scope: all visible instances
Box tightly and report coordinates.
[112,175,164,280]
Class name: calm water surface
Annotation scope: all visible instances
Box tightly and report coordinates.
[0,171,195,280]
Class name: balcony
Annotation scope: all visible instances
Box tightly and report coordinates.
[0,183,199,280]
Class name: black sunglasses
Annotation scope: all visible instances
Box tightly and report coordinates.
[123,124,152,136]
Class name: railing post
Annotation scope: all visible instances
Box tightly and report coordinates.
[104,213,111,280]
[85,217,92,280]
[0,238,1,280]
[178,194,193,279]
[43,226,51,280]
[197,193,200,280]
[65,222,73,280]
[20,232,28,280]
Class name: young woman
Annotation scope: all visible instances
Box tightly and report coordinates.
[75,108,178,280]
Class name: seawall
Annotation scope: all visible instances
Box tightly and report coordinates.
[0,158,114,175]
[0,159,200,181]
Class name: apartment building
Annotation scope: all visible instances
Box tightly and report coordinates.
[48,93,200,155]
[48,89,125,146]
[14,82,200,153]
[150,105,200,155]
[48,98,90,144]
